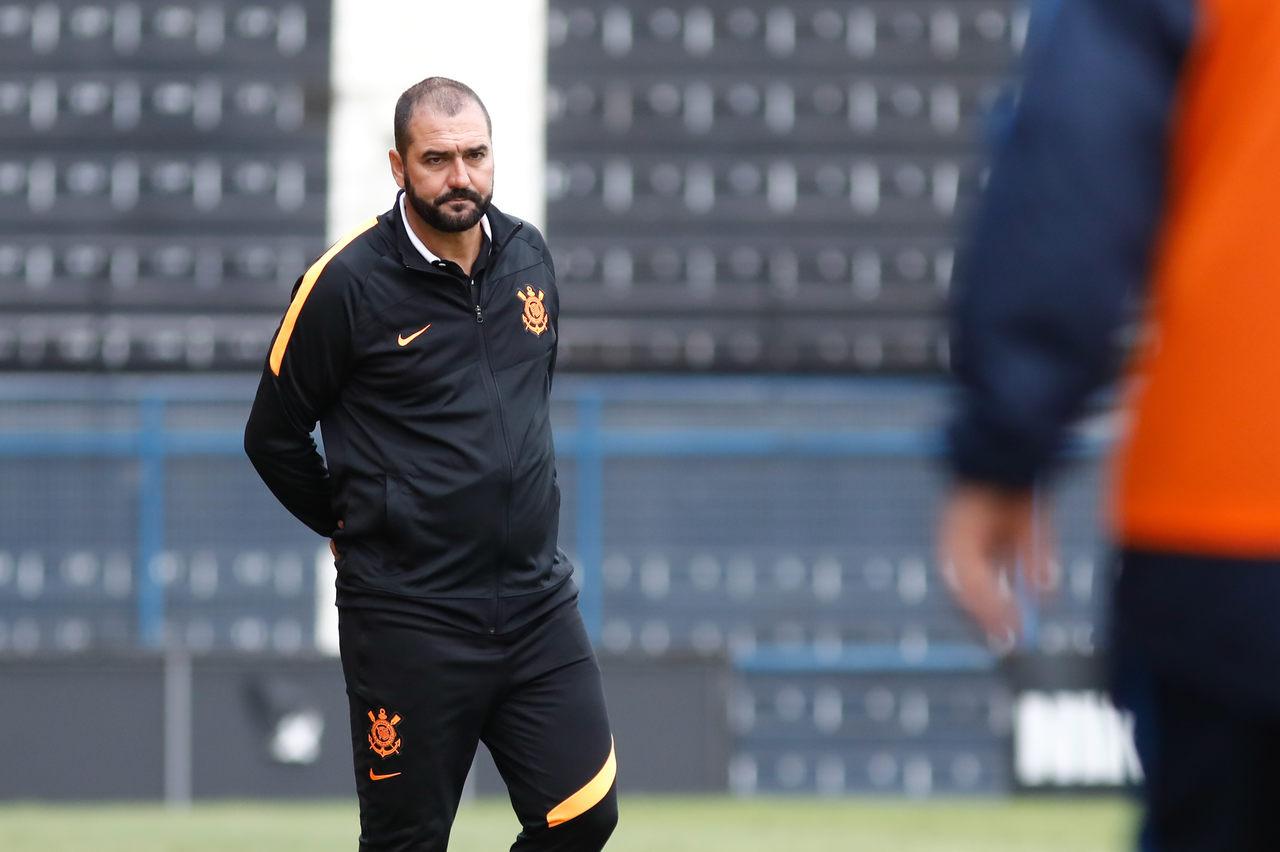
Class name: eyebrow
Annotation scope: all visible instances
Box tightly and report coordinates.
[421,145,489,159]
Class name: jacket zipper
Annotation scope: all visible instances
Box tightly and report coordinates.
[469,223,522,632]
[471,288,516,474]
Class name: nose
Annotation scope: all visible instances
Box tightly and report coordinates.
[446,157,471,189]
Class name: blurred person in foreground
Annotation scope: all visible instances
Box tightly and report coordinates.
[244,77,617,851]
[937,0,1280,848]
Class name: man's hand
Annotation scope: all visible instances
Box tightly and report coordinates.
[330,519,344,560]
[936,482,1057,646]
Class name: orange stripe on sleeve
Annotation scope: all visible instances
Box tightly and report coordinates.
[268,217,379,376]
[546,738,616,829]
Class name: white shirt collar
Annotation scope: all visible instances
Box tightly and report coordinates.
[399,192,491,265]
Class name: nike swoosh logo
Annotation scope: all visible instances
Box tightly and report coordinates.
[369,769,402,781]
[397,324,431,347]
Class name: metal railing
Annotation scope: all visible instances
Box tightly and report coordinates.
[0,375,1089,668]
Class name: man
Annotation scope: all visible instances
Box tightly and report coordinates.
[937,0,1280,849]
[244,77,617,852]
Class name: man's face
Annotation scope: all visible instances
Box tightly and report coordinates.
[392,101,494,234]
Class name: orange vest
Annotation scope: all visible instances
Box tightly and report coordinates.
[1115,0,1280,554]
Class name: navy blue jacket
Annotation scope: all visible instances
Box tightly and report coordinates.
[948,0,1195,487]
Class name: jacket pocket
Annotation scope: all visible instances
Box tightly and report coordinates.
[384,475,458,568]
[383,473,496,595]
[332,473,386,539]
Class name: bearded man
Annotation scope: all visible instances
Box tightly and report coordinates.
[245,76,617,852]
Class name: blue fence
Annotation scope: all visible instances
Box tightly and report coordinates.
[0,375,1106,665]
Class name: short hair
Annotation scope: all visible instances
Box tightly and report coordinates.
[393,77,492,156]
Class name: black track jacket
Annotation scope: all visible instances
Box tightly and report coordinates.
[244,195,575,633]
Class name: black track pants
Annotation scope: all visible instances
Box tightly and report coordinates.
[338,601,618,852]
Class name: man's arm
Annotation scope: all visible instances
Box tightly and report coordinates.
[940,0,1196,640]
[244,246,361,537]
[948,0,1195,487]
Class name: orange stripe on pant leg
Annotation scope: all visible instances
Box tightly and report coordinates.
[546,738,616,828]
[268,216,378,376]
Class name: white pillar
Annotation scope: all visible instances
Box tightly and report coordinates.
[327,1,549,237]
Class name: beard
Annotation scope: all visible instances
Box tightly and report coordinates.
[404,174,492,234]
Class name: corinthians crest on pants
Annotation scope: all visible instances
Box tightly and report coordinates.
[516,285,549,336]
[368,708,402,757]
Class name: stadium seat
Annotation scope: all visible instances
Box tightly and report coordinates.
[547,154,973,224]
[599,544,985,659]
[0,75,312,139]
[0,0,327,372]
[727,668,1013,793]
[548,3,1026,68]
[548,236,953,316]
[0,235,314,311]
[548,76,1001,146]
[0,313,282,369]
[543,0,1021,371]
[162,548,316,653]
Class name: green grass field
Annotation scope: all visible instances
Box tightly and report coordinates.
[0,795,1136,851]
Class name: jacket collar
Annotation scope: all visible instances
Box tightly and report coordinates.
[390,190,522,273]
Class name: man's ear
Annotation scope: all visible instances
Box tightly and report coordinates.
[388,149,406,190]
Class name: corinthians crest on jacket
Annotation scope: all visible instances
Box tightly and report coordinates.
[516,285,549,336]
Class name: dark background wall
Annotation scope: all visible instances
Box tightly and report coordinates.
[0,653,729,801]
